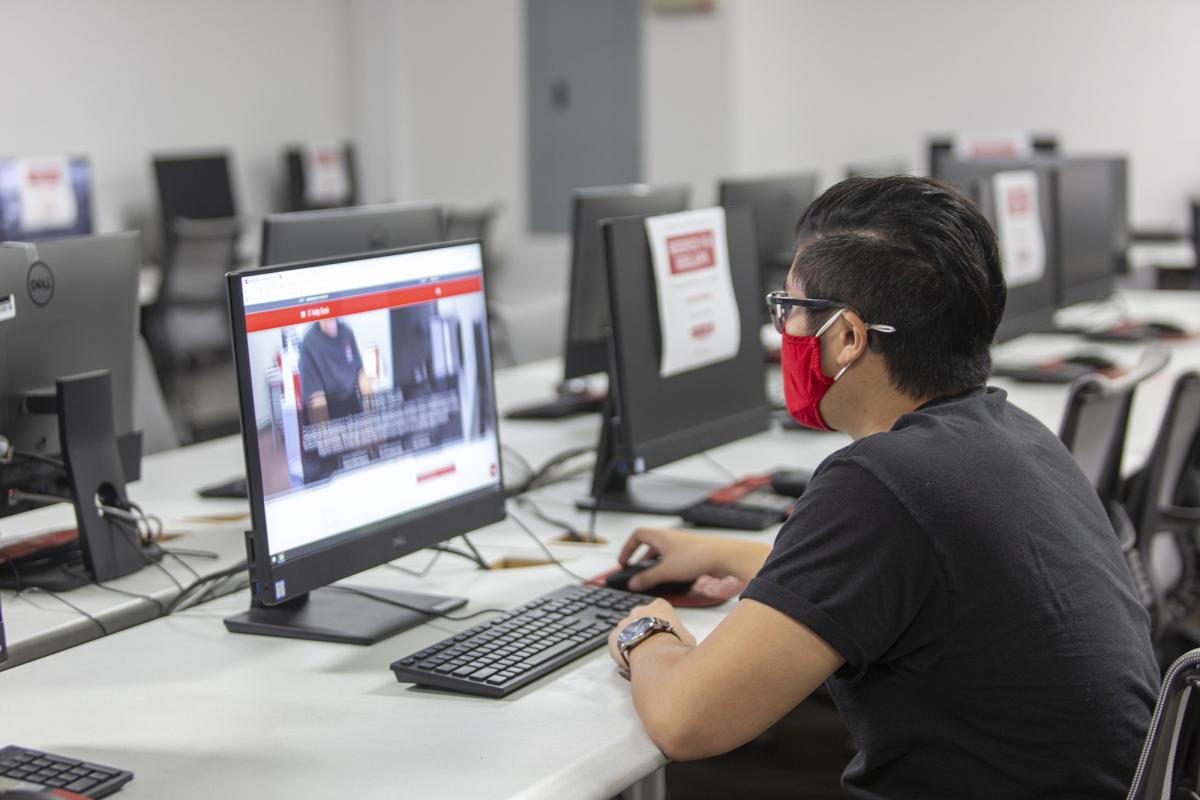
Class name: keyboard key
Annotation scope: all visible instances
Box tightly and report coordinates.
[65,778,98,793]
[469,668,497,681]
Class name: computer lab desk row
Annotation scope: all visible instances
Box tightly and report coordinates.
[1,290,1198,799]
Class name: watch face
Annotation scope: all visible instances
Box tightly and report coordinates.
[618,617,655,645]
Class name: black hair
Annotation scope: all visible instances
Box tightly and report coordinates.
[789,176,1006,399]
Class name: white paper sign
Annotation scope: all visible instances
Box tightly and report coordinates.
[992,170,1046,288]
[953,130,1032,160]
[17,156,77,231]
[645,207,742,378]
[303,143,349,205]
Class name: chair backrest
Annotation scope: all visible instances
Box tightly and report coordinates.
[1126,647,1200,799]
[1059,347,1171,502]
[161,216,241,304]
[1129,371,1200,533]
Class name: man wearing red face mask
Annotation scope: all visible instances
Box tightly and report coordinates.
[606,176,1157,799]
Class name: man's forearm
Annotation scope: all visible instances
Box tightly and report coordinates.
[627,635,707,760]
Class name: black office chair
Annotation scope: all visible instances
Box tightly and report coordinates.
[1058,347,1171,629]
[1126,646,1200,799]
[1124,371,1200,664]
[144,216,242,441]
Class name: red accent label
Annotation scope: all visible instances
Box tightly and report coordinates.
[244,276,481,333]
[417,464,457,483]
[666,230,716,274]
[966,141,1022,158]
[27,168,61,185]
[691,321,715,340]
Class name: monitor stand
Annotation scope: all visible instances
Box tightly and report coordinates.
[224,587,468,646]
[574,400,717,516]
[0,372,150,590]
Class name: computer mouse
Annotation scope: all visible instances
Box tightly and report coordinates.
[606,558,695,596]
[1062,353,1117,372]
[1146,320,1187,337]
[770,468,811,498]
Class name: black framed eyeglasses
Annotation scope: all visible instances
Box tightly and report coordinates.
[764,291,898,339]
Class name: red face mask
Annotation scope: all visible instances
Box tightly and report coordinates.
[781,308,848,431]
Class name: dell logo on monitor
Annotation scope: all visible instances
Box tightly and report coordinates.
[27,261,55,306]
[392,534,408,549]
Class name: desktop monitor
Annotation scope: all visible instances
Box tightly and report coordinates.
[928,134,1059,178]
[718,172,818,293]
[260,202,444,266]
[562,184,690,381]
[153,152,237,238]
[581,205,769,515]
[224,239,504,644]
[0,155,93,242]
[0,595,6,664]
[284,142,359,211]
[1054,156,1129,307]
[0,233,139,461]
[846,160,908,179]
[935,159,1059,343]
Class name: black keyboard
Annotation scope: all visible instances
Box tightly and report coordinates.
[991,362,1095,384]
[680,500,786,531]
[197,475,248,499]
[0,745,133,798]
[505,391,604,420]
[390,584,652,697]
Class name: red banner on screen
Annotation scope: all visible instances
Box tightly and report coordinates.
[244,275,482,333]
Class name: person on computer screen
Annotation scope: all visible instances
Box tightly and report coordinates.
[300,317,373,422]
[606,176,1157,799]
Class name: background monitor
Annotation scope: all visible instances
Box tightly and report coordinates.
[0,155,93,242]
[0,233,139,458]
[1054,156,1129,307]
[584,205,769,515]
[935,158,1059,343]
[928,134,1058,179]
[225,240,504,643]
[284,142,359,212]
[562,184,689,381]
[845,159,909,179]
[153,152,237,237]
[260,202,445,266]
[718,172,818,295]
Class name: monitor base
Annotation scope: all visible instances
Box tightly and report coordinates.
[223,585,467,646]
[576,476,719,517]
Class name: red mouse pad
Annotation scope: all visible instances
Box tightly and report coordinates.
[586,568,745,608]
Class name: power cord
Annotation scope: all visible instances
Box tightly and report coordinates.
[504,503,589,583]
[12,586,110,637]
[59,565,167,617]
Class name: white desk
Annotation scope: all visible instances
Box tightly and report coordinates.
[2,289,1199,799]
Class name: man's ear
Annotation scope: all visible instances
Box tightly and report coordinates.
[832,311,869,368]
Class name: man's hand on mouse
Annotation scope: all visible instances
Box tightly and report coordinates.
[607,597,697,671]
[618,527,722,592]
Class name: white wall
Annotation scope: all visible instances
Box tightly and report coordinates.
[725,0,1200,229]
[0,0,353,252]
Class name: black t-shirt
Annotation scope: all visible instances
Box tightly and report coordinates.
[743,387,1158,799]
[299,321,364,413]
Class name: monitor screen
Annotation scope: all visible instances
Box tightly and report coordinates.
[1054,157,1128,307]
[0,156,93,241]
[231,241,503,600]
[718,172,818,289]
[562,184,689,380]
[261,203,444,266]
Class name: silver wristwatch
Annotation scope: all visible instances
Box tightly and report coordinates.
[616,616,680,670]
